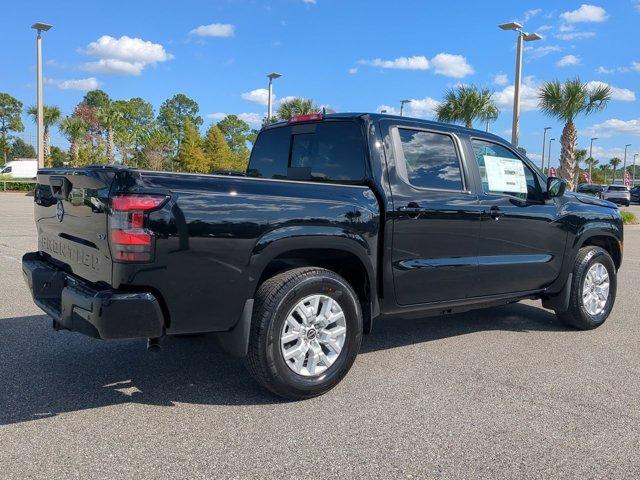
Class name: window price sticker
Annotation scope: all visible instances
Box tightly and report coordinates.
[483,155,527,194]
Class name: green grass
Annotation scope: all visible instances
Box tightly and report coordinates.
[621,210,637,225]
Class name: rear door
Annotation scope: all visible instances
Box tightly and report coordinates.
[382,121,482,305]
[468,138,567,296]
[35,168,117,284]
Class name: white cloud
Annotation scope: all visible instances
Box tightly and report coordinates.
[524,45,561,59]
[377,104,399,115]
[493,73,509,86]
[82,59,145,75]
[586,81,635,102]
[596,66,616,74]
[277,96,300,105]
[430,53,474,78]
[537,24,553,32]
[207,112,262,125]
[557,54,581,67]
[406,97,440,117]
[376,97,440,118]
[523,8,542,21]
[585,119,640,138]
[241,88,270,105]
[633,62,640,72]
[348,67,358,75]
[303,0,317,4]
[190,23,235,37]
[635,1,640,12]
[358,56,429,70]
[560,4,609,23]
[81,35,172,76]
[45,77,101,91]
[556,31,596,40]
[494,76,541,112]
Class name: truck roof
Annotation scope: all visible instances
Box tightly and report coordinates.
[263,112,510,145]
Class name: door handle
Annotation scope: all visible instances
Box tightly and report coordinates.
[398,202,422,218]
[488,206,504,221]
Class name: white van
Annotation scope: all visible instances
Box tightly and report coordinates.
[0,159,38,179]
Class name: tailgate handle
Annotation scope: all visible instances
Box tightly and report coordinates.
[50,176,72,200]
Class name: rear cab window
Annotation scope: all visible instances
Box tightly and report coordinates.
[394,128,465,191]
[247,120,367,183]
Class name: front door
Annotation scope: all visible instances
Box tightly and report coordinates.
[469,138,567,296]
[385,123,482,305]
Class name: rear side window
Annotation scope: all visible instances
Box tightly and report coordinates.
[247,121,366,182]
[396,128,464,190]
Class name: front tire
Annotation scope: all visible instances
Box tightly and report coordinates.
[557,246,617,330]
[245,267,362,400]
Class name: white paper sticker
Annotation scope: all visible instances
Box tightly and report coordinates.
[483,155,527,194]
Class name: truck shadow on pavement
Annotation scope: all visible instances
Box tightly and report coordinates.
[0,302,570,425]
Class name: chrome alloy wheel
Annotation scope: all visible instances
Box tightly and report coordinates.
[280,294,347,377]
[582,263,610,316]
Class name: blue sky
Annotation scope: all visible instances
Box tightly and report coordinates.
[2,0,639,167]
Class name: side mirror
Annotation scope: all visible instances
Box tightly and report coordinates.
[546,177,566,199]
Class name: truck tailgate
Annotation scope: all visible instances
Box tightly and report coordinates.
[34,167,118,285]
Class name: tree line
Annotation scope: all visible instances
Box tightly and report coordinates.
[0,80,629,188]
[0,91,319,174]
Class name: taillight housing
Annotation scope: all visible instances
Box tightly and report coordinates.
[109,194,168,262]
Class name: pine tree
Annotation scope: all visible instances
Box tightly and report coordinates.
[203,124,244,173]
[176,120,208,173]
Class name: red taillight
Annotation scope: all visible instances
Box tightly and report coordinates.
[289,113,323,123]
[110,194,168,263]
[112,194,167,211]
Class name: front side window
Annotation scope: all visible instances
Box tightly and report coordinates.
[396,128,464,190]
[471,139,542,202]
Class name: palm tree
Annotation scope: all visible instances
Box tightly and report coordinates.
[97,105,121,162]
[435,85,498,129]
[277,98,319,121]
[598,164,610,184]
[574,148,587,185]
[585,157,598,181]
[27,105,61,161]
[609,157,622,184]
[538,78,611,191]
[59,116,88,163]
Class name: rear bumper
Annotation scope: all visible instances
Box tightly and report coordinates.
[22,252,164,340]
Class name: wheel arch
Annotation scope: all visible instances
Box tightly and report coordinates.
[249,227,379,333]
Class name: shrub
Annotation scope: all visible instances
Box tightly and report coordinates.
[621,210,637,225]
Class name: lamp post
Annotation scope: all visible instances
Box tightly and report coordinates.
[633,153,638,187]
[623,143,631,186]
[499,22,541,147]
[31,22,52,169]
[541,126,551,170]
[548,138,555,175]
[266,72,282,123]
[399,99,412,117]
[589,137,598,181]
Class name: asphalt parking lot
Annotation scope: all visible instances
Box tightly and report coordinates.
[1,192,639,479]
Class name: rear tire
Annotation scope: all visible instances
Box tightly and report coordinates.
[556,246,616,330]
[245,267,362,400]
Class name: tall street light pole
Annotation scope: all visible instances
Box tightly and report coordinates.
[548,138,556,174]
[633,153,638,187]
[589,137,598,180]
[623,143,631,185]
[399,99,411,117]
[31,22,52,169]
[541,126,551,170]
[266,72,282,123]
[499,22,541,147]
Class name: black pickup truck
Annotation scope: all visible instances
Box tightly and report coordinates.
[23,113,623,399]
